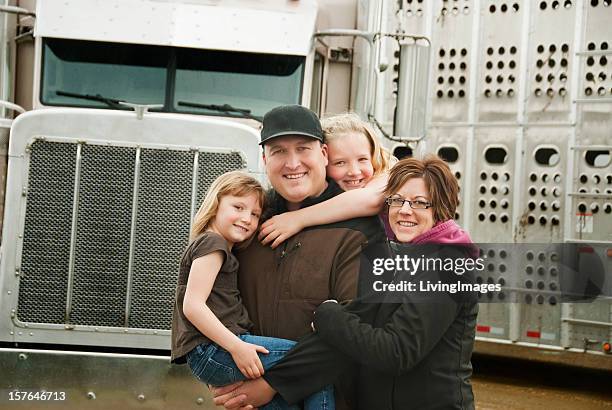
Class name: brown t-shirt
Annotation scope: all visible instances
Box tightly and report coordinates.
[170,231,253,364]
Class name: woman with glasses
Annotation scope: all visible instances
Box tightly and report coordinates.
[215,155,478,410]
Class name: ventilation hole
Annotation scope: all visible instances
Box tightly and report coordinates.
[591,0,598,6]
[552,201,560,211]
[525,294,532,304]
[546,88,555,97]
[486,61,493,69]
[450,48,456,57]
[602,42,609,50]
[587,57,595,66]
[489,200,497,209]
[578,203,587,213]
[498,47,505,55]
[478,213,486,221]
[552,188,561,197]
[534,147,560,166]
[439,48,446,57]
[489,4,496,12]
[540,201,548,211]
[594,175,601,184]
[559,87,567,96]
[551,216,560,225]
[458,89,465,98]
[535,88,543,97]
[480,171,488,180]
[479,199,486,208]
[513,3,520,11]
[530,173,537,182]
[552,0,560,8]
[485,147,508,164]
[484,89,491,97]
[560,58,568,67]
[510,46,517,54]
[438,76,444,84]
[561,43,569,53]
[540,1,547,10]
[455,171,461,179]
[548,73,555,82]
[460,62,467,70]
[479,185,487,194]
[600,56,608,65]
[489,213,497,222]
[501,3,508,12]
[438,62,445,70]
[537,45,545,53]
[437,90,444,98]
[588,42,596,51]
[526,251,534,261]
[528,215,535,224]
[604,204,612,214]
[535,74,543,82]
[449,76,455,84]
[501,200,509,209]
[585,87,593,96]
[491,186,498,194]
[437,146,459,163]
[559,73,567,82]
[585,150,611,167]
[497,75,504,83]
[529,187,537,196]
[564,0,572,7]
[549,44,557,53]
[448,90,455,98]
[459,76,466,84]
[487,47,494,55]
[528,201,536,211]
[591,203,600,213]
[509,60,516,69]
[599,72,607,81]
[492,172,499,180]
[586,72,594,81]
[548,59,556,68]
[541,187,548,196]
[536,60,544,68]
[461,48,467,56]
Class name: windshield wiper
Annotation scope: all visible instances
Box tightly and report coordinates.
[56,90,124,109]
[177,101,262,122]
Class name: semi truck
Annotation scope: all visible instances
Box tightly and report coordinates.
[0,0,610,408]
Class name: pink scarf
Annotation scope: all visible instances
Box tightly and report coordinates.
[410,219,479,257]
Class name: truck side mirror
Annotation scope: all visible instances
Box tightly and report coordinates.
[394,40,431,141]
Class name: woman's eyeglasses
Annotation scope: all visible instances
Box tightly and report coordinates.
[385,197,432,209]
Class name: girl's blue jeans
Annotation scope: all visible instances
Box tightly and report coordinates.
[187,334,335,410]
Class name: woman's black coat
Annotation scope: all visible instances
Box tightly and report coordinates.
[264,242,479,410]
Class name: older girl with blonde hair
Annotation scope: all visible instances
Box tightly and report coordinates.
[259,113,395,247]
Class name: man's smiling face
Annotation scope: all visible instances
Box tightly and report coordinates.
[263,135,328,210]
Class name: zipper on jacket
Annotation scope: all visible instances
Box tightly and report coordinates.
[273,240,302,336]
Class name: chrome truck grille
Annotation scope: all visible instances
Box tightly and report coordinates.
[17,140,245,330]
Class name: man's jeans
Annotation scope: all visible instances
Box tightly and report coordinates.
[187,334,335,410]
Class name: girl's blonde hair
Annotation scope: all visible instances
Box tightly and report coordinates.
[321,113,392,176]
[191,171,265,242]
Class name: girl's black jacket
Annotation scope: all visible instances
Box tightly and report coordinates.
[263,242,479,410]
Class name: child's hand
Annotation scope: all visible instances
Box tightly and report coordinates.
[258,213,304,249]
[229,341,269,379]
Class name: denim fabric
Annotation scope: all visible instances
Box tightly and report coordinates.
[187,334,334,410]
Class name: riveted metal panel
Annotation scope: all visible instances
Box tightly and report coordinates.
[471,128,517,242]
[525,1,577,122]
[515,128,567,242]
[70,144,135,327]
[128,149,194,330]
[17,141,76,324]
[430,2,475,122]
[477,1,524,121]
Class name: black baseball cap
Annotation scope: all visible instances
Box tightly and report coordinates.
[259,105,323,146]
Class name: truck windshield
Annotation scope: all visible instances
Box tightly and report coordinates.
[41,38,304,119]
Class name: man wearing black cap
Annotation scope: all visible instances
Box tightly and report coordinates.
[212,105,384,409]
